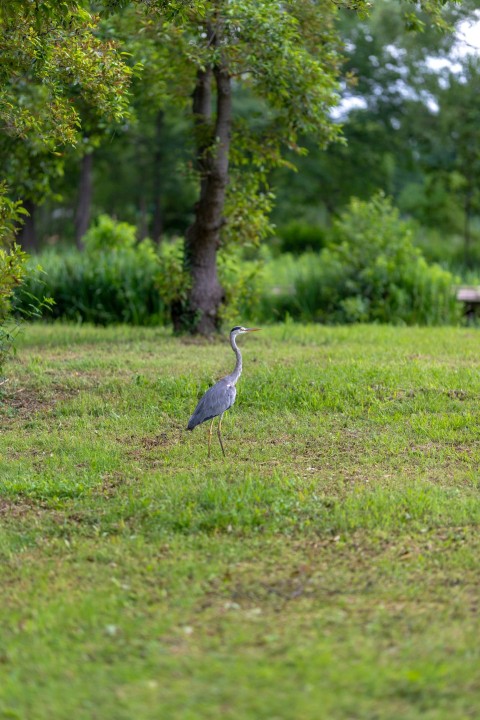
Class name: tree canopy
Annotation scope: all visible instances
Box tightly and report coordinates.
[0,0,131,248]
[1,0,476,334]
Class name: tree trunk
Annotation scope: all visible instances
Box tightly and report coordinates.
[75,151,93,249]
[138,195,149,240]
[464,182,473,269]
[18,199,38,252]
[152,109,164,244]
[175,47,232,335]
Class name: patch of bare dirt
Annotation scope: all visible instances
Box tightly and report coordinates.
[121,431,181,462]
[140,433,171,449]
[0,495,50,520]
[0,382,77,422]
[95,471,132,498]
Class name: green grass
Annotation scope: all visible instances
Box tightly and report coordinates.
[1,322,480,719]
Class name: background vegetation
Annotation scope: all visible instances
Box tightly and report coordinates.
[3,0,480,339]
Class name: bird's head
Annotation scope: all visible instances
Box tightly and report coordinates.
[230,325,261,337]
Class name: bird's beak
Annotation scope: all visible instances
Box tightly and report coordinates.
[245,327,261,332]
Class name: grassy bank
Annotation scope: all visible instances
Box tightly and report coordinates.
[1,323,480,718]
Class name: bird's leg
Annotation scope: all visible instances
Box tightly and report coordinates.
[208,419,215,458]
[217,413,226,457]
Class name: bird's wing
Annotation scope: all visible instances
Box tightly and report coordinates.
[187,378,237,430]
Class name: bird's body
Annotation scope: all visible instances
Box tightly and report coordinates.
[187,378,236,431]
[187,326,260,456]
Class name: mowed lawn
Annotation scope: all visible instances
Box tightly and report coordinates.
[1,322,480,719]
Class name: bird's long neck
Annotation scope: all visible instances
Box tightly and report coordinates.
[228,333,242,385]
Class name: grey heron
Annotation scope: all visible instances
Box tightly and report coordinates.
[187,326,261,457]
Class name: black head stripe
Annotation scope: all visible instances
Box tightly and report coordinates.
[231,326,242,332]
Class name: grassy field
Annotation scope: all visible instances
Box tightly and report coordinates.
[1,322,480,719]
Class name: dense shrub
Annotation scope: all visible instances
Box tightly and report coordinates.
[14,201,462,329]
[16,216,165,325]
[277,220,326,254]
[218,247,265,326]
[291,194,460,325]
[16,217,267,328]
[259,195,460,326]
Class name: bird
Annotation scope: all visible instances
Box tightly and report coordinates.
[187,326,261,457]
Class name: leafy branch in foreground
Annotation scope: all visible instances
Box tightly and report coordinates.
[0,185,53,371]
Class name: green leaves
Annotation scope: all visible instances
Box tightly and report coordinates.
[0,183,55,370]
[0,2,131,147]
[221,0,342,143]
[135,0,345,254]
[291,194,460,325]
[0,185,27,248]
